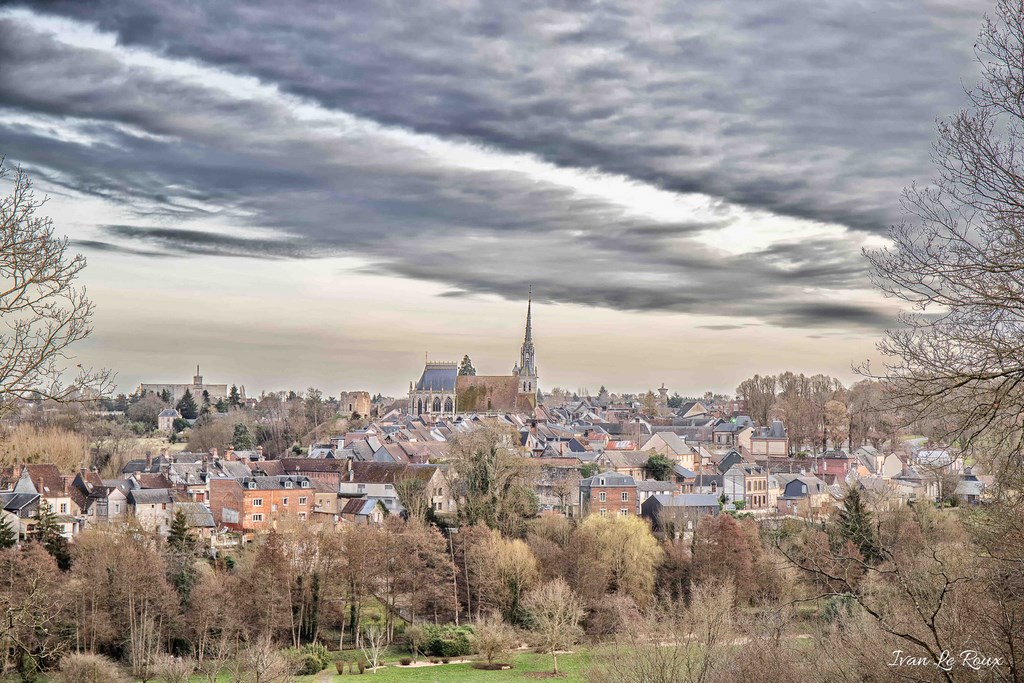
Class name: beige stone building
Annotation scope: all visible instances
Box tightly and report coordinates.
[338,391,372,416]
[138,365,238,403]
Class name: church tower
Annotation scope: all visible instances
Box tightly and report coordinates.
[515,287,538,395]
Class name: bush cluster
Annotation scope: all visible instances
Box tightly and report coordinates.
[423,624,475,657]
[288,641,332,675]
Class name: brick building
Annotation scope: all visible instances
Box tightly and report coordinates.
[578,471,638,517]
[209,475,314,533]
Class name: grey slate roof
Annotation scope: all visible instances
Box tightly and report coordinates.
[175,502,216,528]
[414,363,458,392]
[649,493,720,508]
[637,480,675,492]
[0,492,39,514]
[673,464,697,479]
[581,471,636,487]
[128,488,173,505]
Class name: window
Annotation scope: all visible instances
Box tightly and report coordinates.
[620,508,629,516]
[114,503,121,514]
[621,491,628,502]
[599,492,606,502]
[282,498,289,506]
[298,497,307,505]
[298,513,307,520]
[385,484,393,490]
[162,503,167,510]
[252,498,263,507]
[599,508,607,517]
[251,513,264,522]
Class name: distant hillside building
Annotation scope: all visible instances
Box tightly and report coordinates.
[339,391,371,416]
[138,366,239,403]
[408,290,539,417]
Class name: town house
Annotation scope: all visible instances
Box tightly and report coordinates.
[578,471,638,517]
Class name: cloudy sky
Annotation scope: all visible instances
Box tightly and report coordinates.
[0,1,990,397]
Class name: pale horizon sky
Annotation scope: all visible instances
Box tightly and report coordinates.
[0,1,990,398]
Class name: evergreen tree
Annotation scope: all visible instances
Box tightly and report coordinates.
[229,384,242,407]
[160,388,172,404]
[176,388,198,419]
[215,398,228,413]
[0,514,17,549]
[644,454,674,481]
[202,389,211,406]
[166,509,199,605]
[168,508,196,554]
[458,354,477,376]
[836,486,882,564]
[231,423,256,450]
[33,500,70,570]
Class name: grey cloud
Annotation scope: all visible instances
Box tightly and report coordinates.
[101,226,318,259]
[0,13,902,329]
[15,0,988,233]
[71,239,177,258]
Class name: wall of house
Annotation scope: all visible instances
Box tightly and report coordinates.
[133,502,173,535]
[581,485,637,517]
[242,487,314,530]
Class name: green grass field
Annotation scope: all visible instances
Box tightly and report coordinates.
[253,650,590,683]
[0,650,595,683]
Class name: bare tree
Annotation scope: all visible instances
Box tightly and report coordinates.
[360,623,387,673]
[858,5,1024,676]
[591,580,736,683]
[864,0,1024,485]
[233,637,292,683]
[521,578,584,675]
[0,162,111,416]
[152,654,195,683]
[469,614,517,667]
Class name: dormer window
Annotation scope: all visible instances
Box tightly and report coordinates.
[284,480,293,489]
[301,480,310,488]
[247,481,256,489]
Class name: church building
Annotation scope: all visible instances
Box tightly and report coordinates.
[408,290,539,418]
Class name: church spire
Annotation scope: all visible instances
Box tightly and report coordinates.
[517,286,537,387]
[524,286,533,344]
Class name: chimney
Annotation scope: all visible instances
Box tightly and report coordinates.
[225,448,235,461]
[255,445,264,460]
[209,447,218,459]
[145,450,153,469]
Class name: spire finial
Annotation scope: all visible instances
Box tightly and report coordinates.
[525,286,533,343]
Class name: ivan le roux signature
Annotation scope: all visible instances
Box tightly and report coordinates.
[888,650,1005,671]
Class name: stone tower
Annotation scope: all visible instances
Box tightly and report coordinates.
[514,287,538,396]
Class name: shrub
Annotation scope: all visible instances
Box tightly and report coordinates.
[468,616,516,666]
[152,654,195,683]
[335,660,346,674]
[423,624,475,658]
[399,657,412,666]
[287,642,332,675]
[442,657,451,664]
[358,659,366,673]
[55,653,128,683]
